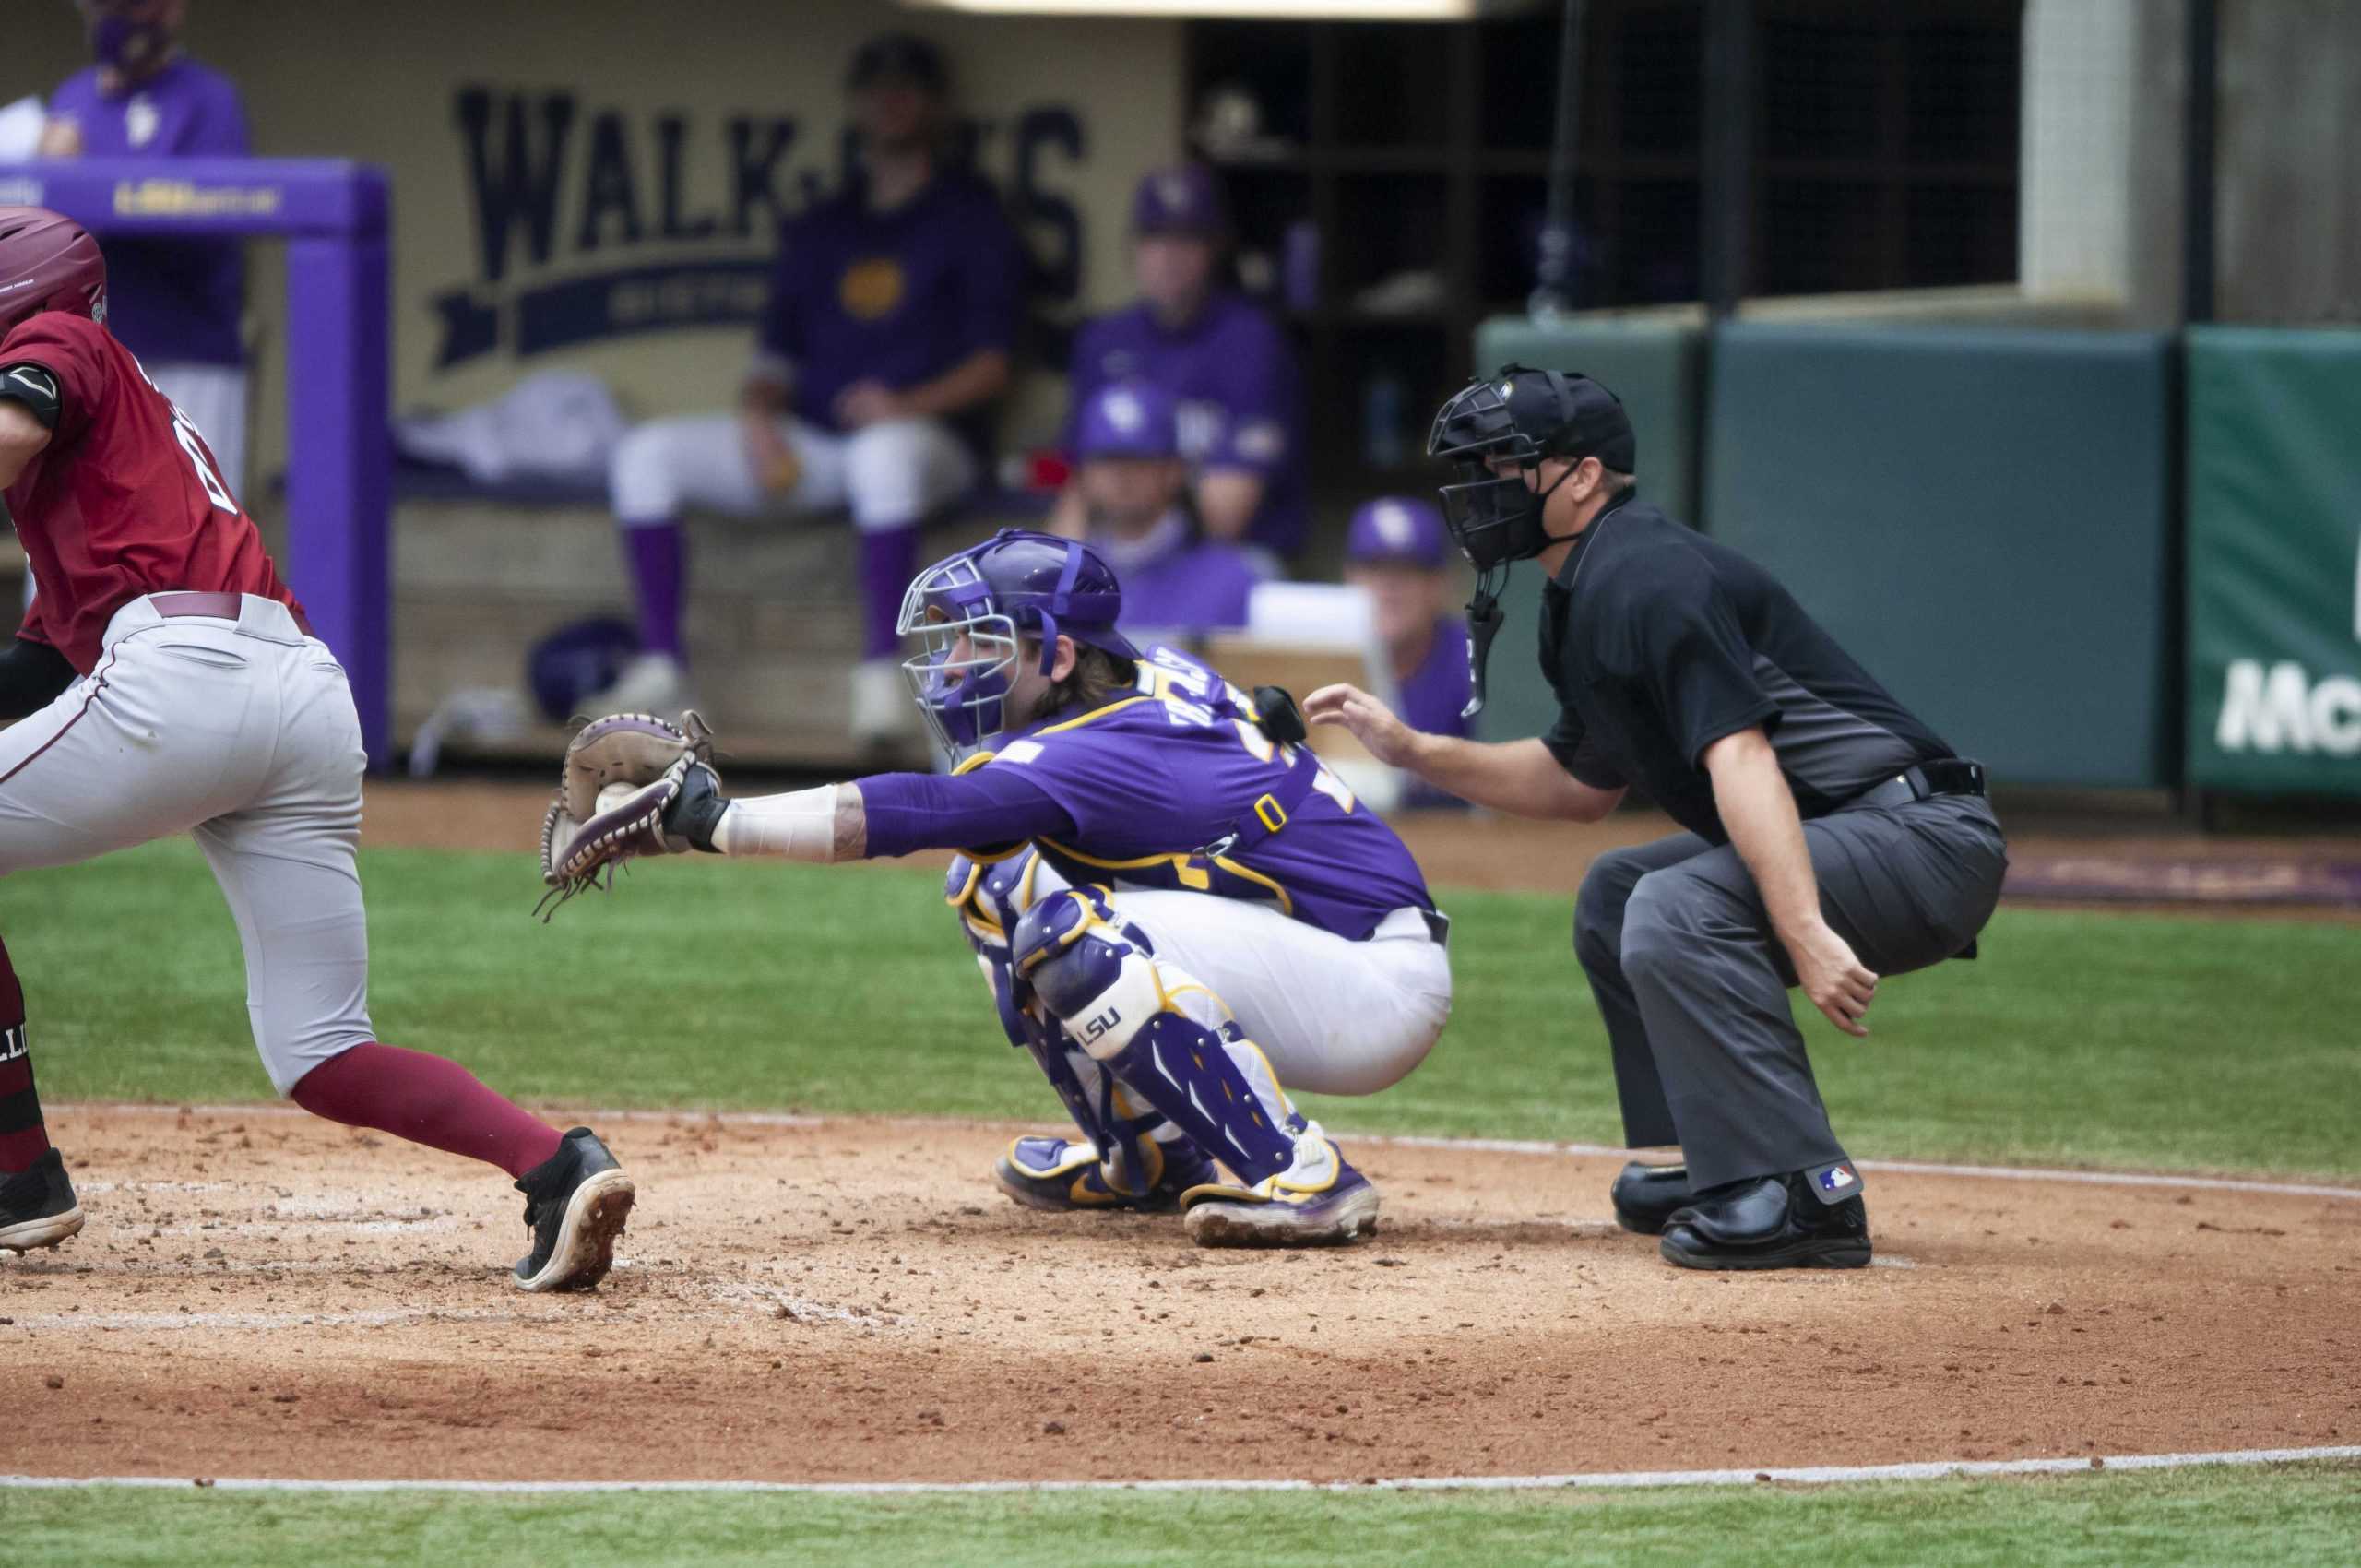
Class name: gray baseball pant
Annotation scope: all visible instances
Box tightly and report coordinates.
[1573,794,2007,1191]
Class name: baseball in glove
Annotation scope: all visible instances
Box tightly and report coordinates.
[535,710,723,916]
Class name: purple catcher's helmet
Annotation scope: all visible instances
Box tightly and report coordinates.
[898,529,1142,756]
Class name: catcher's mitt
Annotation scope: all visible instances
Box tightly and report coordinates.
[536,710,718,917]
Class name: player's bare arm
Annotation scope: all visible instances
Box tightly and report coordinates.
[0,396,53,488]
[1305,682,1622,821]
[1702,725,1879,1038]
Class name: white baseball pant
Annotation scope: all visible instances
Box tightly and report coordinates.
[0,593,374,1093]
[609,413,976,533]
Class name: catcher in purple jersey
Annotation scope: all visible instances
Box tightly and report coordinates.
[563,530,1453,1246]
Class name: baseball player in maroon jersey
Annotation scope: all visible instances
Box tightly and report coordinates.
[0,207,632,1290]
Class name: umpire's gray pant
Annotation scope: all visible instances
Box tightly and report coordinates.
[1573,794,2007,1192]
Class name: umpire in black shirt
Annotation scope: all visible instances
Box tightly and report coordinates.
[1306,366,2007,1271]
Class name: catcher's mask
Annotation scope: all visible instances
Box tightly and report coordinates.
[1426,364,1634,716]
[898,529,1139,758]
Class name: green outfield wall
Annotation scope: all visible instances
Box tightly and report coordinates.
[2185,327,2361,798]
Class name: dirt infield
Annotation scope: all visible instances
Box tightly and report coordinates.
[4,1107,2353,1485]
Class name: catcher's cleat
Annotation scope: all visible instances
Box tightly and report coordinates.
[513,1127,635,1291]
[1180,1136,1381,1249]
[1610,1160,1694,1237]
[1657,1169,1871,1272]
[0,1148,84,1255]
[992,1134,1216,1215]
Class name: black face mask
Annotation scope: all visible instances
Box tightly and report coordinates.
[1437,458,1578,718]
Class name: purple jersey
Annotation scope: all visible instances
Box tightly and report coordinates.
[45,60,249,367]
[1103,521,1259,640]
[996,647,1430,938]
[866,647,1431,940]
[1067,293,1306,558]
[757,169,1022,449]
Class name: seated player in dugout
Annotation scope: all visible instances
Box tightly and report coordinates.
[1339,496,1474,809]
[1306,367,2007,1272]
[1049,167,1305,573]
[594,31,1025,745]
[1069,378,1263,644]
[566,529,1453,1247]
[0,208,633,1291]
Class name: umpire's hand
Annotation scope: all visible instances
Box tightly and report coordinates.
[1304,683,1422,767]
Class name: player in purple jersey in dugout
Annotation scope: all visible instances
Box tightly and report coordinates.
[592,33,1025,746]
[630,529,1453,1247]
[1068,379,1263,643]
[1342,497,1476,809]
[1049,167,1306,570]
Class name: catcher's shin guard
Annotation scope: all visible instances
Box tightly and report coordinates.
[954,858,1200,1207]
[1014,886,1299,1187]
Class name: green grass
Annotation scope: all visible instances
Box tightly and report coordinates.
[8,1463,2357,1568]
[8,839,2354,1177]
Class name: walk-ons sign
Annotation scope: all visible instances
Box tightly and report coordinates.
[430,88,1082,369]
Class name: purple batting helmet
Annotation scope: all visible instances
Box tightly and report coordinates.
[898,529,1142,756]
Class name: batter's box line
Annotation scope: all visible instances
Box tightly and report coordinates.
[56,1104,2361,1203]
[1,1444,2355,1496]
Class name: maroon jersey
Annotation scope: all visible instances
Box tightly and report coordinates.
[2,311,300,673]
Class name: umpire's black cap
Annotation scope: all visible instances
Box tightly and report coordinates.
[847,31,949,96]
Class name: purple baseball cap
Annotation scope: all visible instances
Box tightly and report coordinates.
[1073,380,1180,461]
[1346,496,1451,569]
[1132,165,1228,239]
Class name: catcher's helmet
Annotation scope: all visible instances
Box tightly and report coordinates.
[1426,364,1633,573]
[898,529,1141,755]
[0,207,107,339]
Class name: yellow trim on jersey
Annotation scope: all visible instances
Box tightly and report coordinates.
[952,750,999,776]
[1037,838,1296,918]
[1038,695,1154,735]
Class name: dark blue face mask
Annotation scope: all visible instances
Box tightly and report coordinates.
[90,15,172,76]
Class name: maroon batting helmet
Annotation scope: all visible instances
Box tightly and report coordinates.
[0,208,108,338]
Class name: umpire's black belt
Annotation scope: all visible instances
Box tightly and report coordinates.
[1840,757,1987,814]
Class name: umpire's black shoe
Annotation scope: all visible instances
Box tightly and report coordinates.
[1610,1161,1693,1236]
[1657,1166,1870,1271]
[0,1148,84,1254]
[513,1127,635,1292]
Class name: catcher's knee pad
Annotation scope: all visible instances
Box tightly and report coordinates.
[1011,885,1168,1064]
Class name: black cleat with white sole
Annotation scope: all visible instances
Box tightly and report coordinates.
[513,1127,634,1291]
[0,1148,84,1255]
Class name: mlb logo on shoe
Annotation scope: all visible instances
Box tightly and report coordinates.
[1819,1164,1857,1193]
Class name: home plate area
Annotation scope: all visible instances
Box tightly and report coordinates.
[3,1106,2352,1487]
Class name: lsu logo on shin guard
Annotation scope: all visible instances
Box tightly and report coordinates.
[0,1025,24,1063]
[1079,1006,1122,1043]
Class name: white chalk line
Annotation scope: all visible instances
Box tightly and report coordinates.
[0,1444,2354,1498]
[58,1103,2361,1203]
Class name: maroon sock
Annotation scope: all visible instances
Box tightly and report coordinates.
[0,934,51,1174]
[290,1042,564,1179]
